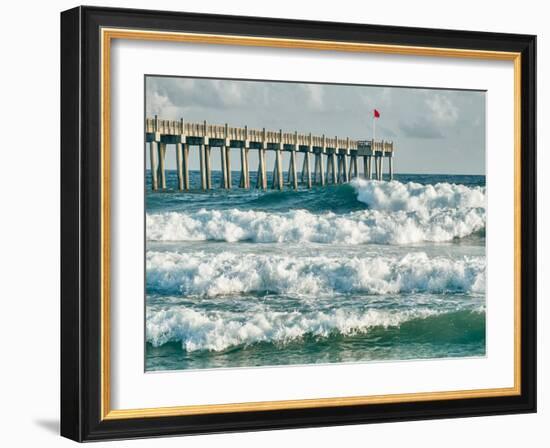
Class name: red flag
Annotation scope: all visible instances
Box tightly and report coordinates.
[374,109,380,118]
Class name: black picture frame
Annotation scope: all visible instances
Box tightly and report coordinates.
[61,5,536,442]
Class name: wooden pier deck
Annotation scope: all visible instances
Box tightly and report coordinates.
[145,116,395,191]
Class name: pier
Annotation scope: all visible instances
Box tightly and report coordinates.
[145,116,395,191]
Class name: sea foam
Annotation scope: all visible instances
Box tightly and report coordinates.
[146,181,486,245]
[146,303,486,352]
[146,305,440,351]
[146,250,486,297]
[146,207,485,245]
[352,179,486,213]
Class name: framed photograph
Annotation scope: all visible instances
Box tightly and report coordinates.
[60,6,536,441]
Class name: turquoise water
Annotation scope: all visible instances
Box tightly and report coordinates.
[145,170,486,371]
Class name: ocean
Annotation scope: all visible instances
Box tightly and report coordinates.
[145,170,486,371]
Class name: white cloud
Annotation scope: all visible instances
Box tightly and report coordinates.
[302,84,324,110]
[425,94,459,125]
[214,80,245,107]
[146,91,173,117]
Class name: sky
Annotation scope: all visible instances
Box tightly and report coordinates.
[145,76,486,175]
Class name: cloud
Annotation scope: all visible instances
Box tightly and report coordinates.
[216,80,245,106]
[378,125,397,138]
[397,92,461,139]
[399,120,445,139]
[146,91,173,116]
[146,77,249,113]
[425,93,459,125]
[302,84,324,110]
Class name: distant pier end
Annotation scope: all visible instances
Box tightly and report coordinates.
[145,116,395,191]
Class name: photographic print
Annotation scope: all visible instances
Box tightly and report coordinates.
[144,76,486,372]
[61,9,536,439]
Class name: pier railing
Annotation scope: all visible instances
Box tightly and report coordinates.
[145,117,395,191]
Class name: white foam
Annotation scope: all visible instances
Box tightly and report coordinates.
[352,179,486,212]
[147,206,484,245]
[147,180,485,245]
[146,250,486,297]
[146,305,441,352]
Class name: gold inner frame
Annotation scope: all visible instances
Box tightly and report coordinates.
[100,27,522,420]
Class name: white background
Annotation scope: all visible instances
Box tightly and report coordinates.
[0,0,547,446]
[111,39,515,409]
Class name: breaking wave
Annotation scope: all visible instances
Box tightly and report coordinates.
[352,179,486,212]
[146,180,485,245]
[146,250,485,297]
[146,306,485,352]
[146,208,484,245]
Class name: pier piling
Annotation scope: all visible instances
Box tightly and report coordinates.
[290,150,298,189]
[343,138,350,183]
[239,147,250,189]
[220,145,227,188]
[335,138,342,183]
[314,151,325,186]
[257,147,267,191]
[199,144,207,190]
[244,148,250,188]
[183,143,189,189]
[350,154,358,179]
[225,146,232,189]
[176,143,184,190]
[328,152,337,184]
[261,149,268,190]
[325,151,332,183]
[379,140,385,181]
[205,145,212,189]
[320,152,326,185]
[240,126,250,189]
[272,130,284,190]
[342,155,349,183]
[302,151,312,188]
[158,143,167,189]
[150,142,159,191]
[364,155,371,180]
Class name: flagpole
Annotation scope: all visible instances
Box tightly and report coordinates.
[373,114,376,141]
